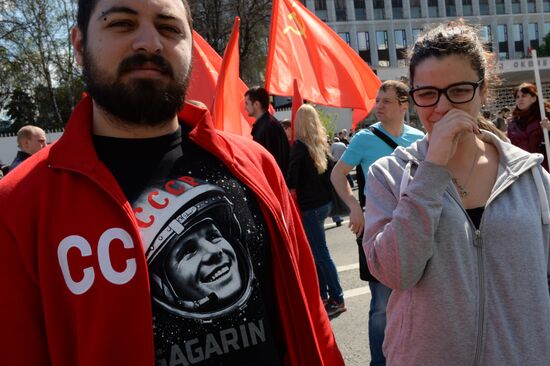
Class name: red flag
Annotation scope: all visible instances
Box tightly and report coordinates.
[265,0,381,128]
[211,17,252,137]
[187,31,222,110]
[187,29,254,134]
[290,79,302,144]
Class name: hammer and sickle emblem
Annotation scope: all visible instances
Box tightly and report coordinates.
[283,12,307,38]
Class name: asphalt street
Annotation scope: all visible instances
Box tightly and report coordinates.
[324,215,373,366]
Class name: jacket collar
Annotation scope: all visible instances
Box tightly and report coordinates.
[49,95,236,172]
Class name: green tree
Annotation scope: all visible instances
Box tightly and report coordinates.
[316,107,337,139]
[537,32,550,57]
[6,88,36,131]
[0,0,79,125]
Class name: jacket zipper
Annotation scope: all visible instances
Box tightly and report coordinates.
[473,229,484,366]
[449,189,487,366]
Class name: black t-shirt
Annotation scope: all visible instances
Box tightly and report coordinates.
[93,126,284,366]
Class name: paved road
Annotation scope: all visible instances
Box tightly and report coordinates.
[324,217,373,366]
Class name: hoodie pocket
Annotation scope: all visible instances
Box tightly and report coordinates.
[397,290,414,354]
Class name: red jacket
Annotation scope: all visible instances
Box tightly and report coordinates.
[0,97,344,366]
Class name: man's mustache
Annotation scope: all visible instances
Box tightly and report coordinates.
[118,53,174,78]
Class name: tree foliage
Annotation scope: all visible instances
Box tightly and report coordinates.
[537,32,550,57]
[0,1,273,131]
[6,89,36,131]
[0,0,82,131]
[189,0,271,85]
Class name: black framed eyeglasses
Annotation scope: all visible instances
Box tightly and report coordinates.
[409,79,484,107]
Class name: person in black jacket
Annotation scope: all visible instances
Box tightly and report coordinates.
[245,86,289,174]
[286,104,346,317]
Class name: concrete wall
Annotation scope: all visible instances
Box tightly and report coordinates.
[0,132,63,165]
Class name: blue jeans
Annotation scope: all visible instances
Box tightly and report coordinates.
[368,281,392,366]
[301,202,344,302]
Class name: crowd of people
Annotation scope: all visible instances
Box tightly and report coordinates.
[0,1,549,365]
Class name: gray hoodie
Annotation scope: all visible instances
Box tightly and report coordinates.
[364,131,550,366]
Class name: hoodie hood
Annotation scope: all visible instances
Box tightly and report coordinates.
[393,130,543,183]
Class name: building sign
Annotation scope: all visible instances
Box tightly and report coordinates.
[497,58,550,73]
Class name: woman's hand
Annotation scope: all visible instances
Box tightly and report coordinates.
[540,118,550,129]
[425,109,480,166]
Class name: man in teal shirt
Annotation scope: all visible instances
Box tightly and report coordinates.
[331,80,424,366]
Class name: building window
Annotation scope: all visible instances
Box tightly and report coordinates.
[357,31,371,64]
[511,0,521,13]
[395,29,407,68]
[545,23,550,36]
[529,23,539,49]
[495,0,505,14]
[377,30,389,67]
[354,0,366,21]
[478,0,489,15]
[480,25,492,51]
[513,24,524,58]
[376,31,388,50]
[544,0,550,12]
[462,0,473,16]
[410,0,421,18]
[335,0,347,21]
[480,26,491,43]
[315,0,327,10]
[315,0,328,21]
[412,28,422,43]
[374,0,385,20]
[527,0,536,13]
[393,29,406,49]
[428,0,438,17]
[499,51,509,60]
[497,24,509,60]
[497,25,507,42]
[513,24,523,42]
[445,0,456,17]
[338,32,351,45]
[358,32,370,50]
[392,0,403,19]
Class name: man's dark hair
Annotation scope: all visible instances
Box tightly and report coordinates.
[77,0,193,45]
[380,80,409,104]
[245,86,270,111]
[499,107,510,114]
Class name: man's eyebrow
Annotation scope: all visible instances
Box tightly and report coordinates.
[157,13,181,21]
[97,6,138,20]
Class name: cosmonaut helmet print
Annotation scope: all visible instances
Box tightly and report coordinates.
[133,176,255,320]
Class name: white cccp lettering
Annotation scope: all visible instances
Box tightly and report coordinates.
[57,235,95,295]
[98,228,137,285]
[57,228,137,295]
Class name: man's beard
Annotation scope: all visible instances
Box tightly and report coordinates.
[83,51,190,127]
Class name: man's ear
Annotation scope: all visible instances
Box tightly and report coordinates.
[71,26,85,66]
[253,100,263,112]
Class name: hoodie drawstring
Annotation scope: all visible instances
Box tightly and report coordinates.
[399,161,413,195]
[531,166,550,225]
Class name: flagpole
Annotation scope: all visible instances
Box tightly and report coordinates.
[531,50,550,163]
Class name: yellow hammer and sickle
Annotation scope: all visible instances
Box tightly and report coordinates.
[283,12,307,38]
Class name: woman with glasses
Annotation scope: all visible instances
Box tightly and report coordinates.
[508,82,550,171]
[363,21,550,365]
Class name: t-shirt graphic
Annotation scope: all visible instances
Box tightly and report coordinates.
[95,128,282,366]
